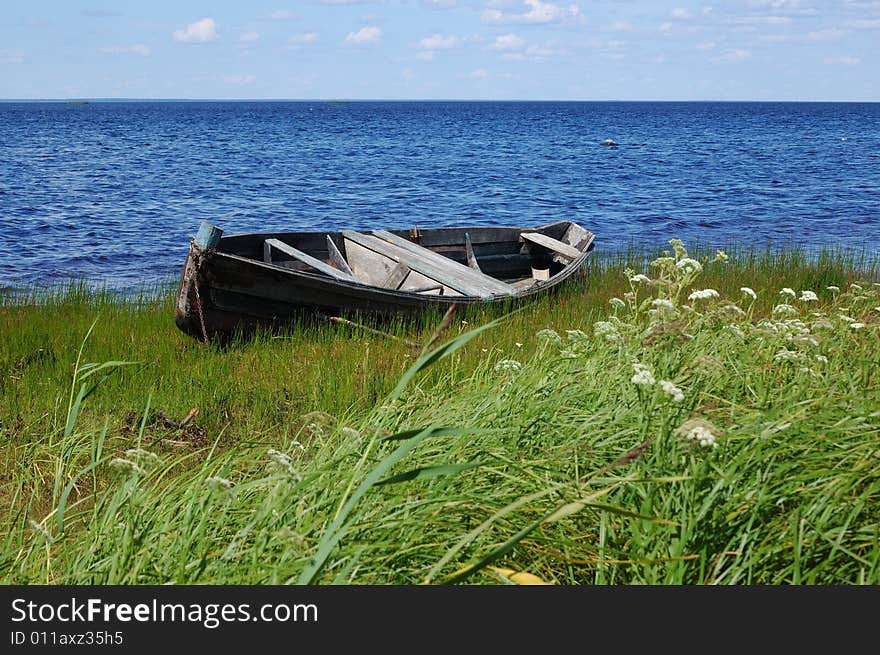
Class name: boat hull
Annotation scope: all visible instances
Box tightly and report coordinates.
[175,222,594,340]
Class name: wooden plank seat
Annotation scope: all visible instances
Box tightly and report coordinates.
[370,229,515,295]
[264,238,363,284]
[519,232,583,261]
[342,230,514,297]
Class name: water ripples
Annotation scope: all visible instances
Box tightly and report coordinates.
[0,101,878,290]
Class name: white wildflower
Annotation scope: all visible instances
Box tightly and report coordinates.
[658,380,684,402]
[826,285,840,293]
[838,314,855,322]
[850,323,865,330]
[669,239,688,259]
[630,362,655,387]
[677,418,719,449]
[850,283,863,291]
[772,303,799,317]
[779,288,796,298]
[515,342,523,348]
[792,335,820,348]
[205,476,233,490]
[740,287,757,300]
[609,297,626,310]
[124,448,163,468]
[688,288,719,301]
[535,328,562,346]
[566,329,589,342]
[630,274,651,284]
[798,367,816,376]
[799,290,818,302]
[341,427,360,439]
[651,298,675,311]
[650,256,675,269]
[874,307,880,313]
[780,319,810,337]
[725,324,745,338]
[774,348,802,362]
[267,448,302,480]
[592,322,621,343]
[714,249,729,263]
[676,258,702,275]
[495,359,522,371]
[109,458,144,475]
[815,355,828,364]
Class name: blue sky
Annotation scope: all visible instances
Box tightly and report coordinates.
[1,1,877,100]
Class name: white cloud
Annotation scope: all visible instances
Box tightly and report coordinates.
[100,44,151,56]
[469,68,489,79]
[173,18,218,43]
[807,28,846,41]
[489,33,525,50]
[239,32,260,43]
[671,8,692,19]
[725,16,793,25]
[609,21,633,32]
[722,49,752,61]
[845,19,880,29]
[696,41,717,50]
[421,0,457,7]
[482,0,580,25]
[659,22,673,31]
[825,56,860,65]
[418,34,462,50]
[289,32,319,45]
[501,42,563,61]
[416,51,436,60]
[344,26,381,45]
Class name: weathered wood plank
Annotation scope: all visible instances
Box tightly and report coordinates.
[264,238,363,284]
[343,240,397,287]
[562,223,595,250]
[511,277,538,290]
[370,229,514,294]
[326,235,354,276]
[195,222,223,249]
[382,262,411,290]
[342,230,493,296]
[464,232,482,272]
[520,232,583,261]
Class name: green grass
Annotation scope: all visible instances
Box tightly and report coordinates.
[1,241,878,584]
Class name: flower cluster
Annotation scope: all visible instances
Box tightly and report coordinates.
[630,362,655,386]
[267,448,302,480]
[677,418,719,448]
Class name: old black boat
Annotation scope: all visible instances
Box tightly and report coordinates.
[175,220,595,340]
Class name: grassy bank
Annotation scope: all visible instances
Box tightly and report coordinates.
[2,241,879,584]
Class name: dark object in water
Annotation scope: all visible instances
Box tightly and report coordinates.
[175,220,595,341]
[602,138,619,147]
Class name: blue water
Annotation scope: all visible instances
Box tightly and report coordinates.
[1,101,878,290]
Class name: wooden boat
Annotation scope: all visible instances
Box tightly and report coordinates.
[175,220,595,341]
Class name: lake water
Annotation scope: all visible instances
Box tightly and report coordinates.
[1,101,878,290]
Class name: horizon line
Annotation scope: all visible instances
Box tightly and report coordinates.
[1,97,879,104]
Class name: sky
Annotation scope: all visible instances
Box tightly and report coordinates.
[1,1,878,101]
